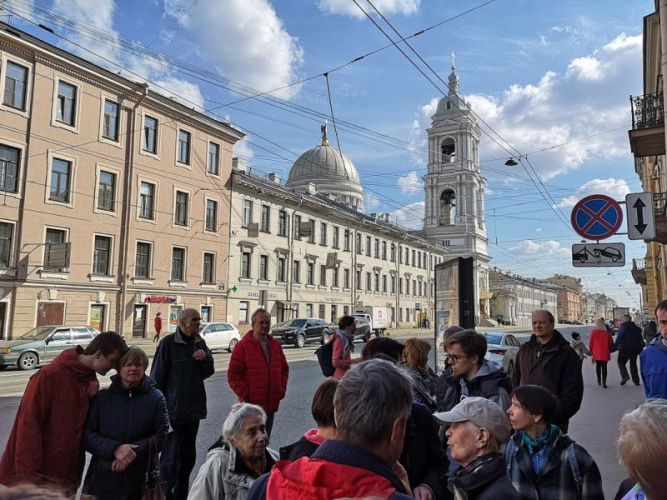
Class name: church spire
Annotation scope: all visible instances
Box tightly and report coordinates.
[448,51,459,96]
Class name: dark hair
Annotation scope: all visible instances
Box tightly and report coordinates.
[571,332,581,340]
[444,329,487,366]
[533,310,555,324]
[82,331,128,357]
[510,385,557,425]
[656,300,667,316]
[338,315,355,330]
[311,379,338,427]
[361,337,404,363]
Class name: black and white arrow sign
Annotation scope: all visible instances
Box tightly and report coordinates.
[626,193,656,240]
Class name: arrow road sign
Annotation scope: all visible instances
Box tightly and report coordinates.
[572,242,625,267]
[626,192,656,240]
[571,194,623,240]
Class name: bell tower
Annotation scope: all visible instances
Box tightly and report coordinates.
[422,54,492,320]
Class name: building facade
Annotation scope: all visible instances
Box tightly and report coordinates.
[226,135,450,329]
[0,23,243,339]
[488,269,557,326]
[546,275,583,323]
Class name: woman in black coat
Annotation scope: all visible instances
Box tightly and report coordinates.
[83,347,169,500]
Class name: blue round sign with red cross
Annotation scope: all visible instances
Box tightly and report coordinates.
[570,194,623,240]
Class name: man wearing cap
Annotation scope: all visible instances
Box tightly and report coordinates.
[434,397,520,499]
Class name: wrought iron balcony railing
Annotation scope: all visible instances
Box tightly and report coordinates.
[630,91,664,129]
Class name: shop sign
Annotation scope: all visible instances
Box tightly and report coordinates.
[145,295,177,304]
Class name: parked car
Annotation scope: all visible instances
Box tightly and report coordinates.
[483,332,521,377]
[352,317,372,342]
[198,322,241,352]
[271,318,331,348]
[0,325,100,371]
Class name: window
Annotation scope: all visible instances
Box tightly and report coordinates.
[356,270,361,288]
[171,247,185,281]
[307,262,314,285]
[206,199,218,232]
[3,61,28,110]
[56,81,76,126]
[391,276,396,293]
[294,215,302,240]
[382,275,387,293]
[208,142,220,175]
[366,272,372,291]
[406,279,410,295]
[306,304,313,318]
[319,304,326,320]
[308,220,316,243]
[293,260,300,283]
[374,273,379,292]
[0,144,19,193]
[143,115,158,154]
[332,268,339,288]
[174,191,189,226]
[356,233,362,254]
[0,222,13,267]
[102,100,119,141]
[277,258,286,282]
[135,242,151,278]
[413,280,417,295]
[242,200,253,227]
[278,210,287,236]
[139,182,155,220]
[417,252,421,268]
[405,248,409,264]
[399,278,403,294]
[259,255,269,280]
[333,227,339,249]
[44,228,66,271]
[241,252,251,278]
[391,244,396,262]
[366,236,371,257]
[261,205,270,232]
[50,158,71,202]
[382,241,387,260]
[320,223,327,245]
[97,171,116,211]
[374,239,379,258]
[344,229,350,251]
[319,265,327,286]
[92,236,111,275]
[178,129,191,165]
[203,252,215,283]
[412,250,416,267]
[240,301,249,323]
[344,269,350,289]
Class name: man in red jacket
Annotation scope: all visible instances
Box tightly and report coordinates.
[227,308,288,437]
[0,331,127,493]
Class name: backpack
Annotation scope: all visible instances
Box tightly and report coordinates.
[315,338,335,377]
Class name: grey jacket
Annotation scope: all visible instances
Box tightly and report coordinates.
[188,441,279,500]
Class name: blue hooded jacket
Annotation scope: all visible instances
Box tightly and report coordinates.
[640,337,667,399]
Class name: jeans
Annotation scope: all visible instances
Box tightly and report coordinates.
[160,420,200,500]
[617,351,640,384]
[595,360,608,384]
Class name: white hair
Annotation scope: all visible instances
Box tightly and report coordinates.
[222,403,266,442]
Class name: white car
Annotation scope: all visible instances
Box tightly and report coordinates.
[483,332,521,376]
[198,322,241,352]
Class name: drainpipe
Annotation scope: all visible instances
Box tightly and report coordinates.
[286,196,303,320]
[117,83,148,338]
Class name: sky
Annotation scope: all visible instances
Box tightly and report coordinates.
[1,0,655,309]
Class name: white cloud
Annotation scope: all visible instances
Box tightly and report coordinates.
[412,32,641,181]
[535,227,542,232]
[364,192,380,212]
[164,0,304,100]
[318,0,420,19]
[557,178,631,208]
[389,201,424,229]
[485,188,495,196]
[398,171,423,195]
[152,77,205,111]
[233,137,255,162]
[510,240,570,255]
[539,35,549,47]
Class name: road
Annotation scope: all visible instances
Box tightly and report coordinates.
[0,325,643,499]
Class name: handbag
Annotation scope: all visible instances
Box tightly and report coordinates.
[142,437,167,500]
[609,336,617,354]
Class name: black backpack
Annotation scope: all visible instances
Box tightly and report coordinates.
[315,337,335,377]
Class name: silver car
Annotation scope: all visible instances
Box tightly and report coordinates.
[483,332,521,376]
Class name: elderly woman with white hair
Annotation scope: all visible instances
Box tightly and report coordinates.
[617,398,667,500]
[188,403,278,500]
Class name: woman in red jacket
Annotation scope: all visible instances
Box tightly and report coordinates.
[332,316,361,380]
[589,318,613,388]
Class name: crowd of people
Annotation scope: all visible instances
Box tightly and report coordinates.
[1,302,667,499]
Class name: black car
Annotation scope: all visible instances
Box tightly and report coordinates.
[271,318,331,348]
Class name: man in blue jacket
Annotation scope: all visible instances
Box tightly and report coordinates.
[641,300,667,398]
[615,314,645,386]
[151,308,214,500]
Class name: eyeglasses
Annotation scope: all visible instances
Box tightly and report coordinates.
[446,354,468,364]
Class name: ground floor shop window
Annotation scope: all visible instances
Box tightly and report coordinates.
[89,304,106,331]
[201,305,212,323]
[239,301,249,324]
[168,305,182,332]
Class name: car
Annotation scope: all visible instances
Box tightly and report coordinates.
[0,325,100,371]
[483,332,521,377]
[198,322,241,352]
[352,317,372,342]
[271,318,331,348]
[572,248,590,263]
[594,247,622,262]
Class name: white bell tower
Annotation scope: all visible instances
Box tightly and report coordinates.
[422,54,492,321]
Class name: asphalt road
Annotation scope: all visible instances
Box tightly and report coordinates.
[0,325,645,499]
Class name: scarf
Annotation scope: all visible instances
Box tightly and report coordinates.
[337,329,355,353]
[522,424,559,455]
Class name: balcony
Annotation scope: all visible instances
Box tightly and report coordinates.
[651,193,667,244]
[631,258,647,286]
[629,91,665,157]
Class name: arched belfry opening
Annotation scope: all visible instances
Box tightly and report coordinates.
[440,189,456,225]
[441,137,455,164]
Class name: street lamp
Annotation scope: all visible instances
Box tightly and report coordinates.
[505,158,518,167]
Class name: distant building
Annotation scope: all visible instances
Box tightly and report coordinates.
[488,269,557,326]
[546,275,583,323]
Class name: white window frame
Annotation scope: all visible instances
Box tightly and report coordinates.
[175,126,194,169]
[207,140,221,177]
[0,137,25,200]
[98,93,123,148]
[170,246,187,285]
[40,225,70,279]
[173,186,191,230]
[204,196,220,235]
[45,150,77,209]
[51,76,81,133]
[89,233,115,282]
[242,199,253,228]
[139,111,161,159]
[202,251,216,285]
[133,240,154,282]
[0,219,16,269]
[93,163,121,217]
[0,55,32,117]
[136,176,159,224]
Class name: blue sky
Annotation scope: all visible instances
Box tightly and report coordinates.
[4,0,655,308]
